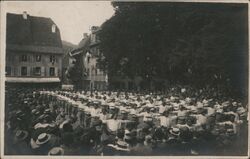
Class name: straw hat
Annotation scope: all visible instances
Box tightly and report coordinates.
[226,129,235,136]
[36,133,51,145]
[170,128,180,136]
[117,140,129,149]
[48,147,64,156]
[14,130,28,141]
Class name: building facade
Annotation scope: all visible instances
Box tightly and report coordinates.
[5,12,64,85]
[85,26,107,90]
[70,26,107,90]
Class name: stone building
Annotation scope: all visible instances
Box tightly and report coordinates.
[70,26,107,90]
[5,12,64,87]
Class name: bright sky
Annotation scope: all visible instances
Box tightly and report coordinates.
[3,1,115,45]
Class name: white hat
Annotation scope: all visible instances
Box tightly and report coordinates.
[216,109,223,113]
[181,88,186,93]
[170,128,180,136]
[232,102,237,106]
[36,133,51,145]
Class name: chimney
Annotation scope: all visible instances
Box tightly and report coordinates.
[83,33,88,38]
[23,11,28,19]
[52,24,56,33]
[91,26,99,32]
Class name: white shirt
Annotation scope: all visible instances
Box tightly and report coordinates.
[104,119,121,132]
[159,105,166,114]
[194,114,207,125]
[99,113,109,120]
[158,116,170,127]
[206,107,215,116]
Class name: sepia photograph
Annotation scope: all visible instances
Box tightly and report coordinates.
[1,0,249,158]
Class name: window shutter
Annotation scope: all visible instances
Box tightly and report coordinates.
[55,67,58,76]
[44,66,47,76]
[27,67,30,76]
[30,67,33,76]
[18,67,21,76]
[41,67,45,76]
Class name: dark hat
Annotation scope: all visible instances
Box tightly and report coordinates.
[48,147,64,156]
[15,130,28,141]
[169,128,180,136]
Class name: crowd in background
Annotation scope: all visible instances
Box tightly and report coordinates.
[4,86,248,156]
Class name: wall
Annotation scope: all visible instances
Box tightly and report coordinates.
[5,50,63,78]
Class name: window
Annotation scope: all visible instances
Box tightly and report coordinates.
[50,55,56,63]
[49,67,55,76]
[97,49,100,56]
[21,55,27,62]
[21,67,27,76]
[5,66,11,76]
[36,55,41,62]
[34,67,41,76]
[96,35,100,42]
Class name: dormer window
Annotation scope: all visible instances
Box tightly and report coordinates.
[23,11,28,20]
[52,24,56,33]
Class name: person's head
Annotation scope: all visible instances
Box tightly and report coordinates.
[117,129,125,139]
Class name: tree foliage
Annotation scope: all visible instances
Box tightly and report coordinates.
[98,2,248,95]
[66,54,85,88]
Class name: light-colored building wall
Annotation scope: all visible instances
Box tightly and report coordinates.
[6,51,62,78]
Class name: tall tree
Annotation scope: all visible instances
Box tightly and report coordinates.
[98,2,248,96]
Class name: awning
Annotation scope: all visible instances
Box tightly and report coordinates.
[6,77,61,83]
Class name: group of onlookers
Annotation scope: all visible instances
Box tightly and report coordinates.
[4,86,248,156]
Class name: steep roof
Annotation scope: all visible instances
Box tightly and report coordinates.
[70,36,91,57]
[6,12,63,53]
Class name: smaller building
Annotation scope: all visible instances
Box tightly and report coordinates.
[70,26,107,90]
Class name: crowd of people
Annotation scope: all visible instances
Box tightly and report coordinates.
[5,86,248,156]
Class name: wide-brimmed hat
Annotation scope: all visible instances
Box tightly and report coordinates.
[15,130,28,141]
[117,140,129,149]
[36,133,51,145]
[145,135,152,142]
[15,110,22,115]
[170,128,180,136]
[44,109,50,113]
[120,110,128,114]
[31,109,38,114]
[34,123,50,129]
[232,102,237,107]
[221,101,230,107]
[226,129,235,136]
[48,147,64,156]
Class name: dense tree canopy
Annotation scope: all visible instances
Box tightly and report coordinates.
[66,54,85,88]
[98,2,248,96]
